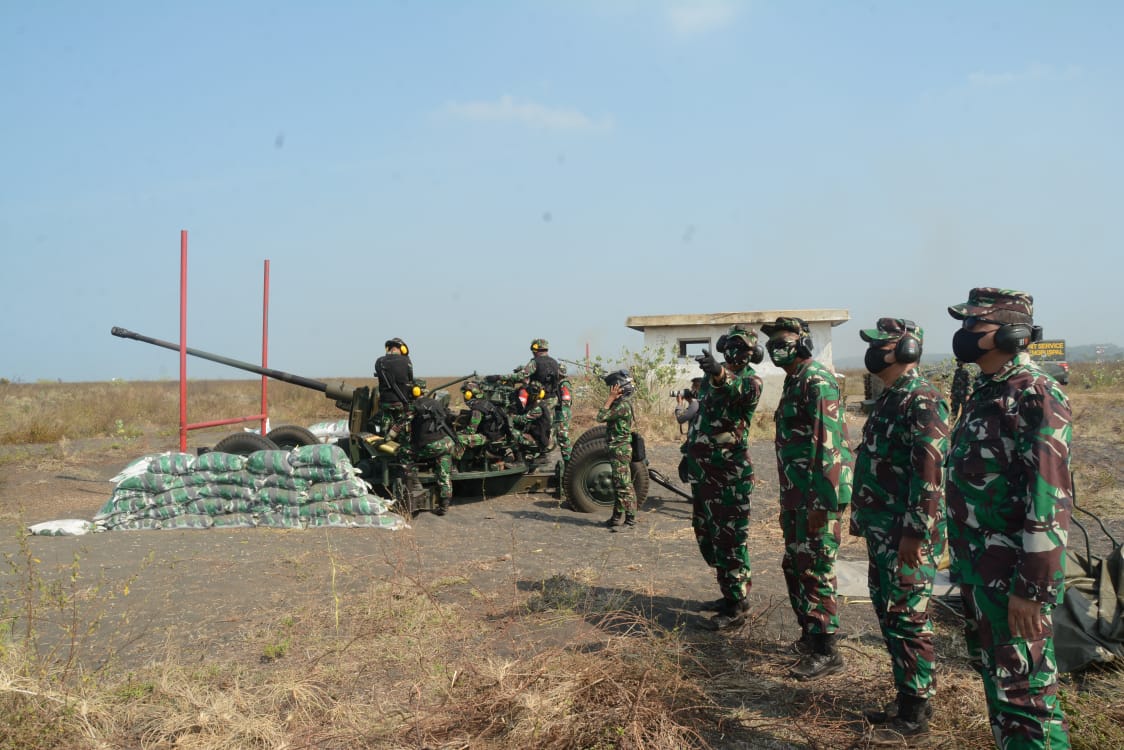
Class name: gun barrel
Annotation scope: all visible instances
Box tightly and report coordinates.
[111,326,352,401]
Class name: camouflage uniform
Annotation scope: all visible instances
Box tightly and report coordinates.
[505,340,562,442]
[510,400,546,454]
[554,370,573,463]
[852,319,949,704]
[596,397,636,518]
[414,435,456,503]
[945,288,1072,750]
[950,362,971,422]
[682,338,763,607]
[768,318,853,640]
[406,388,457,511]
[373,341,413,435]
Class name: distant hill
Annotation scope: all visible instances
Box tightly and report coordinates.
[835,343,1123,370]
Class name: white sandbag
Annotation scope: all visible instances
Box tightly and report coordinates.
[28,519,96,536]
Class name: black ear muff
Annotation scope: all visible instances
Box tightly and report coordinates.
[716,335,729,353]
[995,324,1033,353]
[795,334,814,359]
[750,344,765,365]
[894,334,922,364]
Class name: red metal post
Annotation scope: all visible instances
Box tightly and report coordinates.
[179,230,189,452]
[260,260,270,436]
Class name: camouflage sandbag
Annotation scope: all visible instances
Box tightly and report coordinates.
[98,493,153,517]
[184,470,259,488]
[308,478,368,503]
[148,452,196,475]
[117,472,185,494]
[245,450,295,475]
[145,502,186,520]
[150,486,201,507]
[257,474,312,491]
[111,518,162,531]
[304,513,408,529]
[195,484,256,502]
[292,464,354,482]
[288,443,349,468]
[184,498,225,516]
[223,498,255,514]
[256,512,306,529]
[194,451,247,472]
[211,513,257,529]
[277,501,340,519]
[256,487,308,507]
[335,495,392,516]
[162,514,214,530]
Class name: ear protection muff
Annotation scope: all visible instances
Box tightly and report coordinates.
[749,344,765,365]
[716,334,729,353]
[994,323,1043,353]
[399,343,408,356]
[795,333,813,359]
[462,389,474,401]
[893,320,922,364]
[411,385,422,398]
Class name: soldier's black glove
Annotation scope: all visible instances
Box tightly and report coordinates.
[696,349,722,377]
[678,456,690,483]
[484,374,500,383]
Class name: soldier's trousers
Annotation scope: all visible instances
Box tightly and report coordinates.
[960,584,1070,750]
[554,404,572,461]
[686,451,753,602]
[609,444,636,516]
[864,526,937,699]
[780,508,841,635]
[414,436,455,501]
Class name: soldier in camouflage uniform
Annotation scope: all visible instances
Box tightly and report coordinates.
[681,326,764,630]
[554,364,574,466]
[456,381,511,466]
[852,318,949,744]
[946,288,1072,750]
[598,370,637,531]
[509,383,550,462]
[500,339,562,432]
[373,337,413,435]
[949,360,971,423]
[764,316,853,680]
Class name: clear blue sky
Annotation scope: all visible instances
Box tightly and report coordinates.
[2,1,1121,382]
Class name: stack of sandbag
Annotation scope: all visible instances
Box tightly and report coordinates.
[94,445,405,531]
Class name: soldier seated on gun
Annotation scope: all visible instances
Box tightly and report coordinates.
[508,383,552,465]
[456,380,512,469]
[407,383,459,516]
[373,337,413,434]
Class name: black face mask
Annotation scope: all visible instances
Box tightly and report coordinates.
[864,347,893,374]
[952,329,990,363]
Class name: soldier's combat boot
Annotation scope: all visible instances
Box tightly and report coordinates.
[433,497,450,516]
[789,633,844,680]
[709,598,750,630]
[790,630,814,655]
[864,693,935,725]
[604,511,623,529]
[865,694,931,746]
[694,597,728,613]
[611,513,637,533]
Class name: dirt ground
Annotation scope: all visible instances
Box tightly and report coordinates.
[1,438,886,670]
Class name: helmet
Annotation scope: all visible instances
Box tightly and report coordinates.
[603,369,635,397]
[530,338,549,352]
[461,380,483,402]
[385,337,409,356]
[716,325,764,366]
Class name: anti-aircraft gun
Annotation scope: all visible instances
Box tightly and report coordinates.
[111,327,651,514]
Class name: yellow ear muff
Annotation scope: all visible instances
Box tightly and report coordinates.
[411,385,422,398]
[463,390,473,401]
[400,344,408,355]
[531,343,539,351]
[537,388,545,399]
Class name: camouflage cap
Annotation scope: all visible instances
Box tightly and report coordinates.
[948,287,1033,324]
[860,317,924,345]
[724,324,759,348]
[530,338,549,352]
[760,317,809,338]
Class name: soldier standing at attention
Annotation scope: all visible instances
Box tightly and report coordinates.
[373,338,414,435]
[764,316,853,680]
[681,326,764,630]
[946,288,1072,749]
[598,370,637,532]
[852,318,949,745]
[949,359,971,423]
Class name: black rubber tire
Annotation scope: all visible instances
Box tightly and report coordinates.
[571,424,607,453]
[211,432,279,456]
[266,424,320,449]
[562,435,650,513]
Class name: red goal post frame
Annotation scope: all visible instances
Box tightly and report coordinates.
[178,229,271,452]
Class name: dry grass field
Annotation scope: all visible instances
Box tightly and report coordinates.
[0,363,1122,749]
